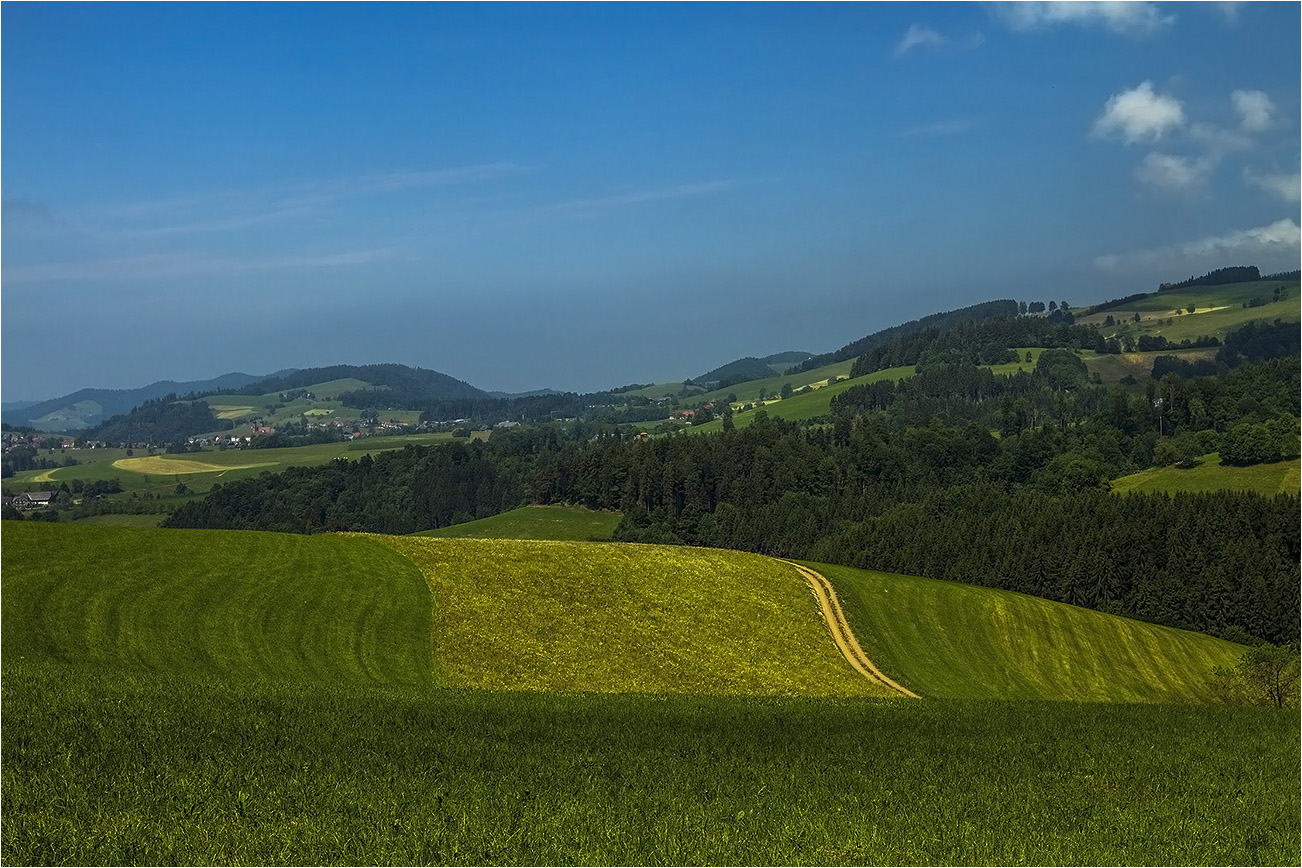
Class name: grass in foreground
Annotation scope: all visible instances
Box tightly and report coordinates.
[3,661,1296,866]
[816,561,1243,703]
[379,536,887,697]
[413,504,621,541]
[1110,454,1301,496]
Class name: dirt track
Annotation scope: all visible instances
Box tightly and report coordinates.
[785,561,920,698]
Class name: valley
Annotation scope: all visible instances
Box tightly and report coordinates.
[3,272,1298,865]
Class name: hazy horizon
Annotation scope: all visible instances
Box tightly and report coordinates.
[4,2,1298,401]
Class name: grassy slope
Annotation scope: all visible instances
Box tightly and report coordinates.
[1110,454,1301,496]
[378,536,889,697]
[412,504,621,541]
[1077,280,1300,343]
[689,365,915,433]
[816,561,1243,703]
[1,523,435,687]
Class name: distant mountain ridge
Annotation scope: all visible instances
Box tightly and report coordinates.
[691,352,814,390]
[2,372,266,431]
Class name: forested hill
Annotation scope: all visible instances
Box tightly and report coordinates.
[236,364,488,403]
[691,357,784,389]
[1,372,263,431]
[794,299,1020,373]
[166,351,1301,646]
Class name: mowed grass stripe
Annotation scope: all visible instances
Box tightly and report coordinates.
[2,523,436,687]
[378,536,893,697]
[815,561,1243,703]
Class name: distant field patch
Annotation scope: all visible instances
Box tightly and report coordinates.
[112,457,275,475]
[209,405,255,419]
[1111,455,1301,496]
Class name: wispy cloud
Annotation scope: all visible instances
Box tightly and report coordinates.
[895,23,946,56]
[1133,153,1215,194]
[543,180,736,216]
[81,163,526,236]
[1244,168,1301,203]
[1092,81,1185,144]
[2,247,401,285]
[995,1,1173,35]
[1094,218,1301,272]
[1231,89,1275,133]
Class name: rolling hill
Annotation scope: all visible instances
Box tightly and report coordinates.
[3,515,1291,866]
[3,522,1243,702]
[1,371,267,431]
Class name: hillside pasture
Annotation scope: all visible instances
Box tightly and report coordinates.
[1110,454,1301,496]
[1078,280,1300,344]
[690,365,915,432]
[413,504,622,541]
[378,536,890,697]
[817,561,1243,703]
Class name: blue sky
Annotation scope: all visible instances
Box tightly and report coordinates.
[3,2,1298,399]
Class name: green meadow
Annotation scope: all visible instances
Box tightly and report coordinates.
[413,504,622,541]
[2,522,1297,865]
[1110,454,1302,496]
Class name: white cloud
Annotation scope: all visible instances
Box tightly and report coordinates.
[1245,169,1301,203]
[895,23,946,56]
[1094,218,1301,272]
[997,2,1173,35]
[1093,81,1185,143]
[1231,89,1275,133]
[1134,153,1214,193]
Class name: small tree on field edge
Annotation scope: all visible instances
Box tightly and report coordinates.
[1209,643,1301,708]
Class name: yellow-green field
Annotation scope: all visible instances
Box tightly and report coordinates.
[1111,454,1301,496]
[112,456,277,475]
[378,536,890,697]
